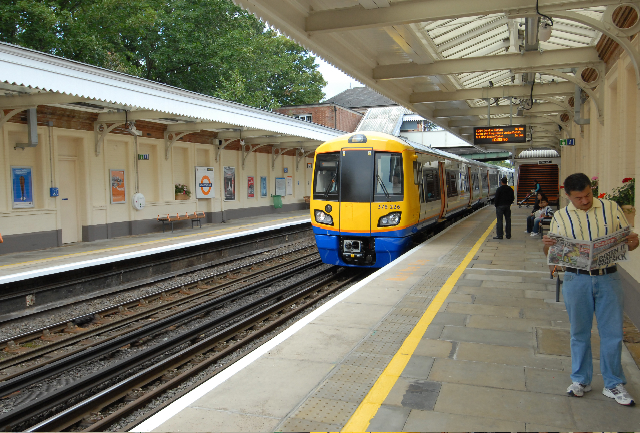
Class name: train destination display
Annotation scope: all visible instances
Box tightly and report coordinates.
[474,125,526,145]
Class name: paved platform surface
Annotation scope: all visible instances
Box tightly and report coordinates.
[136,205,640,432]
[0,211,309,279]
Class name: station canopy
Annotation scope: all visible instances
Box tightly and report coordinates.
[234,0,640,152]
[0,42,342,157]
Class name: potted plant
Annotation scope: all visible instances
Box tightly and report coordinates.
[604,177,635,226]
[175,183,191,200]
[591,176,598,197]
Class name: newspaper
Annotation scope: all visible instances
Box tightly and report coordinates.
[547,227,630,270]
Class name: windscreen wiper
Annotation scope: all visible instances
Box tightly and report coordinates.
[377,174,391,201]
[324,170,337,199]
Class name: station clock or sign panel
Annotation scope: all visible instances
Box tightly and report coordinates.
[474,125,526,145]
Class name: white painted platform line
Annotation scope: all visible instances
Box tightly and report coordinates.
[0,218,310,285]
[133,208,488,432]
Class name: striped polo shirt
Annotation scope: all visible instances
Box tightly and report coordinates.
[549,198,630,267]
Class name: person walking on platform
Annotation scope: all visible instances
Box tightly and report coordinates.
[543,172,639,406]
[493,177,514,240]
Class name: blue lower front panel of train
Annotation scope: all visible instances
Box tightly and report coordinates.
[314,233,413,268]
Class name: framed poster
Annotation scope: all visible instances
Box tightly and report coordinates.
[224,166,236,201]
[110,169,126,204]
[260,176,267,198]
[247,176,255,198]
[195,166,214,199]
[11,166,34,208]
[286,176,293,195]
[307,162,312,169]
[275,177,286,196]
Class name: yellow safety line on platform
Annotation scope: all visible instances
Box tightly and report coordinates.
[341,218,497,432]
[0,215,306,270]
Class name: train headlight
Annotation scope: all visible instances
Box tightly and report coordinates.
[314,210,334,226]
[378,211,402,227]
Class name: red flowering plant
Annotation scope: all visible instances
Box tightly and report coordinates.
[174,183,192,198]
[604,177,635,210]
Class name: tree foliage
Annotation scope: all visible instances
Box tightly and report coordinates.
[0,0,326,109]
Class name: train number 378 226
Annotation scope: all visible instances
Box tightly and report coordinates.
[378,204,401,210]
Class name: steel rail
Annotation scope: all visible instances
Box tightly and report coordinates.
[0,249,317,372]
[33,268,355,432]
[0,258,321,402]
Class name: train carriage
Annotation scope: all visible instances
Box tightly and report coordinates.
[311,131,505,268]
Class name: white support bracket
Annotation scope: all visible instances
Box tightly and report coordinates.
[0,107,30,130]
[164,130,194,160]
[94,121,125,157]
[549,5,640,89]
[241,143,267,169]
[512,67,604,125]
[272,147,289,170]
[295,148,315,172]
[215,139,234,163]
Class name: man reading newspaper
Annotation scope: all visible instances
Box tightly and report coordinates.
[543,173,639,406]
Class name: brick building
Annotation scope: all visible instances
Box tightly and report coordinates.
[274,103,362,133]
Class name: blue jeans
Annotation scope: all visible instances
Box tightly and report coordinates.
[562,271,626,388]
[532,217,543,233]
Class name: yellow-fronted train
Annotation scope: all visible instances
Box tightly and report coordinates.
[311,131,513,267]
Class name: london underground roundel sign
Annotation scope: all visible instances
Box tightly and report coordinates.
[199,175,212,196]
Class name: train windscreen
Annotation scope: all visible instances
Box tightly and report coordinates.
[374,153,403,202]
[313,152,339,201]
[341,149,374,202]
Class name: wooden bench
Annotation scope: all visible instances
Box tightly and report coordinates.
[157,211,205,233]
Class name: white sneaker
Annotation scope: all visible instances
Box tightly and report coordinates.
[530,232,539,237]
[567,382,591,397]
[603,384,635,406]
[524,230,530,233]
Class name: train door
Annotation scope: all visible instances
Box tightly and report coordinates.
[339,148,374,235]
[438,161,446,219]
[421,159,441,222]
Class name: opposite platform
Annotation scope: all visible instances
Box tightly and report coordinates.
[0,210,309,284]
[135,205,640,432]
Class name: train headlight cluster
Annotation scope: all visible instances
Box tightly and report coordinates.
[314,210,334,225]
[378,212,401,227]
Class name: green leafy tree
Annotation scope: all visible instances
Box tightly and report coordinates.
[0,0,326,109]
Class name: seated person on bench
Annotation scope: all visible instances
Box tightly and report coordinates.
[531,197,554,236]
[525,192,544,234]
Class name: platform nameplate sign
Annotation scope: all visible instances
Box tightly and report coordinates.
[473,125,526,145]
[538,160,553,164]
[560,138,575,146]
[195,166,214,199]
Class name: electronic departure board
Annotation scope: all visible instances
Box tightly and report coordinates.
[474,125,526,145]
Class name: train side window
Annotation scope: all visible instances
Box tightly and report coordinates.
[424,169,440,202]
[446,171,458,197]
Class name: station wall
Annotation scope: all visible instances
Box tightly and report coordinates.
[0,123,314,253]
[559,36,640,283]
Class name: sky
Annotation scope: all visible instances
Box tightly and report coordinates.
[315,58,363,101]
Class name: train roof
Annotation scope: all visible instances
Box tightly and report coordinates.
[317,131,513,171]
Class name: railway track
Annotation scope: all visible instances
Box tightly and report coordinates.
[0,262,362,432]
[0,244,317,374]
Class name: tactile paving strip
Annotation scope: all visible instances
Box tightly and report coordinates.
[313,379,373,401]
[280,211,495,430]
[290,397,360,423]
